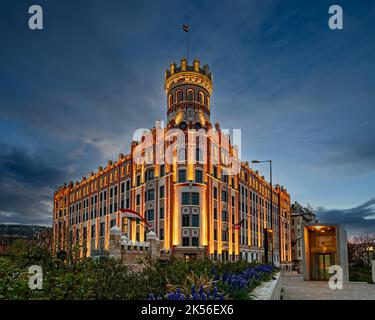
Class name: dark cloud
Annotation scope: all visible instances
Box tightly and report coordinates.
[0,144,65,187]
[0,0,374,231]
[0,144,67,224]
[316,198,375,238]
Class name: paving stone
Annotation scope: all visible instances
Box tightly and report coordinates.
[281,273,375,300]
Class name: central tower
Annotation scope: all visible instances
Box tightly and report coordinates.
[165,58,212,130]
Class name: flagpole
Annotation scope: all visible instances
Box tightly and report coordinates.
[183,24,190,63]
[187,28,189,64]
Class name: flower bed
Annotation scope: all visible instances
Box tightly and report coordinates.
[148,263,276,300]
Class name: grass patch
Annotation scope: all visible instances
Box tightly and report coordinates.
[349,265,372,283]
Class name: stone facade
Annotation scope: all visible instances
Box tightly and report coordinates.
[291,201,317,272]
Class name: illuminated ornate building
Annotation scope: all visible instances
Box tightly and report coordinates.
[53,58,292,268]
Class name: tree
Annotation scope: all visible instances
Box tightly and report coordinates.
[351,233,375,268]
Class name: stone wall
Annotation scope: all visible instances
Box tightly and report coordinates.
[108,227,168,265]
[251,272,281,300]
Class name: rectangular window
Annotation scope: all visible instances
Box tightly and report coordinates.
[195,170,203,183]
[182,192,190,205]
[182,237,190,247]
[178,170,186,182]
[110,219,116,228]
[222,230,228,241]
[192,237,199,247]
[126,180,130,191]
[192,192,199,205]
[160,186,165,198]
[121,182,125,193]
[136,194,140,206]
[222,191,228,202]
[136,175,141,186]
[160,164,165,177]
[192,215,199,227]
[214,229,217,241]
[100,222,105,237]
[160,207,164,220]
[222,211,228,222]
[146,209,154,221]
[159,228,164,241]
[214,208,217,220]
[213,187,217,199]
[148,169,154,181]
[146,189,154,201]
[182,214,190,227]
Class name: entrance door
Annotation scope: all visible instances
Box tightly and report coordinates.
[317,253,331,280]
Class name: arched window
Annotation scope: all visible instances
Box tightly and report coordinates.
[196,147,203,163]
[198,91,205,105]
[179,121,187,131]
[168,94,173,108]
[206,96,210,110]
[176,90,183,103]
[187,89,194,102]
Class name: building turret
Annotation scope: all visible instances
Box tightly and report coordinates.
[164,58,213,130]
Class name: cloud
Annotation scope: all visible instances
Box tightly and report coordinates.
[315,198,375,238]
[0,144,65,187]
[0,144,69,224]
[0,0,374,229]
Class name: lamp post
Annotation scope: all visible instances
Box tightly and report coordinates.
[251,160,273,265]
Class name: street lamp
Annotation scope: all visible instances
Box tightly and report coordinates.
[251,160,273,265]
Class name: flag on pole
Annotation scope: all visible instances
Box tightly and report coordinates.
[182,24,189,32]
[118,208,151,228]
[232,220,244,231]
[232,223,241,231]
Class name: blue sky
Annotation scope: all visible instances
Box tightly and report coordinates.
[0,0,374,237]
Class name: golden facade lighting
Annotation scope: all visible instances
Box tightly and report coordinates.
[52,58,292,265]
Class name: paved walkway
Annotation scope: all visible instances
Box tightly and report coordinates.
[281,273,375,300]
